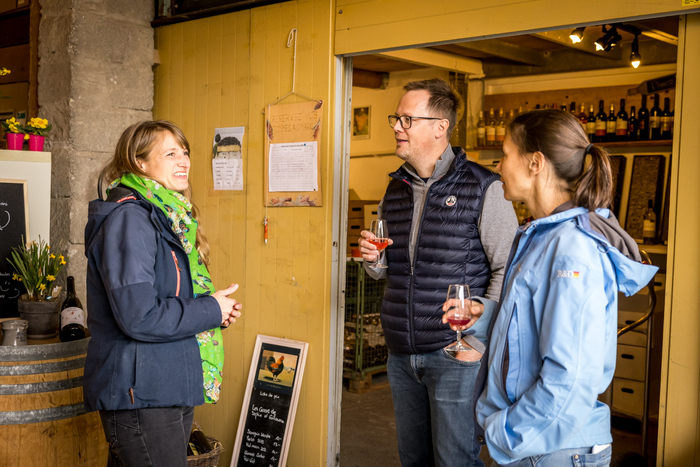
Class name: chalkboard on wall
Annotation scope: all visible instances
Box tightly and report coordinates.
[231,335,308,467]
[0,179,29,317]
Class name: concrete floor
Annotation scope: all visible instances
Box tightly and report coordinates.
[339,374,654,467]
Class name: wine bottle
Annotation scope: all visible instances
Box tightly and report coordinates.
[649,93,662,140]
[578,103,587,125]
[606,103,616,142]
[616,99,628,141]
[486,108,496,146]
[595,100,607,143]
[476,110,486,147]
[495,108,506,145]
[661,97,672,140]
[628,106,638,142]
[586,104,596,143]
[189,426,213,454]
[507,109,515,126]
[643,200,657,245]
[637,94,650,140]
[560,103,567,113]
[570,101,577,116]
[60,276,87,342]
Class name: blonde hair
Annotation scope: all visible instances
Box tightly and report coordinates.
[100,120,211,265]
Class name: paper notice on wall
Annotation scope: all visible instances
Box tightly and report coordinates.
[268,141,318,192]
[212,126,245,190]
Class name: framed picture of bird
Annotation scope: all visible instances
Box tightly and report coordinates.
[231,335,309,467]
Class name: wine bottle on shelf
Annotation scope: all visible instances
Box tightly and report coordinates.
[535,104,541,110]
[577,103,587,125]
[643,200,657,245]
[560,103,567,112]
[606,102,617,142]
[486,108,496,146]
[495,108,506,145]
[628,106,638,141]
[543,103,550,109]
[661,97,672,140]
[595,100,607,143]
[615,99,628,141]
[637,94,650,140]
[570,102,577,116]
[586,104,596,143]
[649,93,662,140]
[60,276,87,342]
[476,110,486,147]
[518,106,524,115]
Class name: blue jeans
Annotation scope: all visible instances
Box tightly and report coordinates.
[498,445,612,467]
[100,406,194,467]
[387,349,483,467]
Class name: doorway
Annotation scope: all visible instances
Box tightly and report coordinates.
[334,14,681,467]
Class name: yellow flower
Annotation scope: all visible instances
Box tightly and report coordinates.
[24,134,29,140]
[46,245,51,250]
[50,253,56,259]
[0,67,10,76]
[8,124,18,132]
[60,259,66,265]
[38,283,46,291]
[46,275,55,281]
[12,273,20,281]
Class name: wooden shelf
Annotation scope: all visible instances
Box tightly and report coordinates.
[472,140,672,151]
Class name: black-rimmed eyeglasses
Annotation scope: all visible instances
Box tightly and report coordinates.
[388,114,443,129]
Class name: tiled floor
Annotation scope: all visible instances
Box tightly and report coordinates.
[340,375,653,467]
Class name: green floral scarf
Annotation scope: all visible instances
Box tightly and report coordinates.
[109,173,224,403]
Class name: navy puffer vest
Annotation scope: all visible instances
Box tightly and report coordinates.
[381,148,500,354]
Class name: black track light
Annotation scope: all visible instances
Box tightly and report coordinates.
[630,35,642,68]
[595,25,622,52]
[569,27,585,43]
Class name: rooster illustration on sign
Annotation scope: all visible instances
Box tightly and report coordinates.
[266,355,285,382]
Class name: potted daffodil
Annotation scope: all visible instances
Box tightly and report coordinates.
[2,117,27,150]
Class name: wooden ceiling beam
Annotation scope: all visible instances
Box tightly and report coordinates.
[454,39,547,66]
[378,48,483,75]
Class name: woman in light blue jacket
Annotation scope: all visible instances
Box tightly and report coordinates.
[464,110,657,466]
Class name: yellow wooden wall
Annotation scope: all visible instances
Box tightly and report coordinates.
[153,1,334,465]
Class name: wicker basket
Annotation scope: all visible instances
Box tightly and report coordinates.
[187,422,224,467]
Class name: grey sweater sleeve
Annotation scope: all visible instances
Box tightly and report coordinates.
[478,181,518,301]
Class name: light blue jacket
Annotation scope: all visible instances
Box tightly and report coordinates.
[476,207,658,464]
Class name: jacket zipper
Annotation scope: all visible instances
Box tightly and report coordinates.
[408,180,433,354]
[171,250,181,297]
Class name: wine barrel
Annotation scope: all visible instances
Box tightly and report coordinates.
[0,337,108,466]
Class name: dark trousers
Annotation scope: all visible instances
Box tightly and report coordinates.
[100,406,194,467]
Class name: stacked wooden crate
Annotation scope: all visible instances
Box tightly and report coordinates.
[346,200,379,256]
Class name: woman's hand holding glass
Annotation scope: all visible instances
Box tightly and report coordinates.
[359,219,392,268]
[212,283,243,327]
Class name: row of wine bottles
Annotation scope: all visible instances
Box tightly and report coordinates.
[476,93,673,147]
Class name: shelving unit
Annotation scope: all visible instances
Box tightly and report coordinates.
[472,140,672,152]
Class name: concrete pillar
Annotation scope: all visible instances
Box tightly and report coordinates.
[38,0,154,302]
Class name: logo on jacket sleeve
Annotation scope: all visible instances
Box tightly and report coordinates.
[445,195,457,207]
[557,270,580,278]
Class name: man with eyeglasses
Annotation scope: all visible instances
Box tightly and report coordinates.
[359,78,517,467]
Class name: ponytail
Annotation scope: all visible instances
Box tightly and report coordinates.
[574,144,613,211]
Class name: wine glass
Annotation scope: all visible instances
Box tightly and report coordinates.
[444,284,472,354]
[368,219,389,268]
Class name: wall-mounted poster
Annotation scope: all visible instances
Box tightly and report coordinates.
[264,100,323,206]
[231,335,308,467]
[352,106,370,139]
[212,126,245,191]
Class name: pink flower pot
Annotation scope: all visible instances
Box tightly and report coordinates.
[7,132,23,150]
[28,135,45,151]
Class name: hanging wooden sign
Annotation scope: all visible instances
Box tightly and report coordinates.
[264,100,323,207]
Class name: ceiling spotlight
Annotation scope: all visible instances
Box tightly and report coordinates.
[595,25,622,52]
[630,35,642,68]
[569,27,585,43]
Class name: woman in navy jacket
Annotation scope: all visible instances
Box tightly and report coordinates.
[84,121,242,466]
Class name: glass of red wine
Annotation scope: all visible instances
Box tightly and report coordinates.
[445,284,472,354]
[368,219,389,269]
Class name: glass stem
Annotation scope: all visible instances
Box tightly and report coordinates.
[456,329,462,347]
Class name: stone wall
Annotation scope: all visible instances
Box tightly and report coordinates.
[38,0,154,303]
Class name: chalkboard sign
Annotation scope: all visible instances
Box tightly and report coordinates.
[0,179,29,317]
[231,335,308,467]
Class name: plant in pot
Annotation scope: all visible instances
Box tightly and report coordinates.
[23,117,52,152]
[1,116,28,151]
[7,237,67,339]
